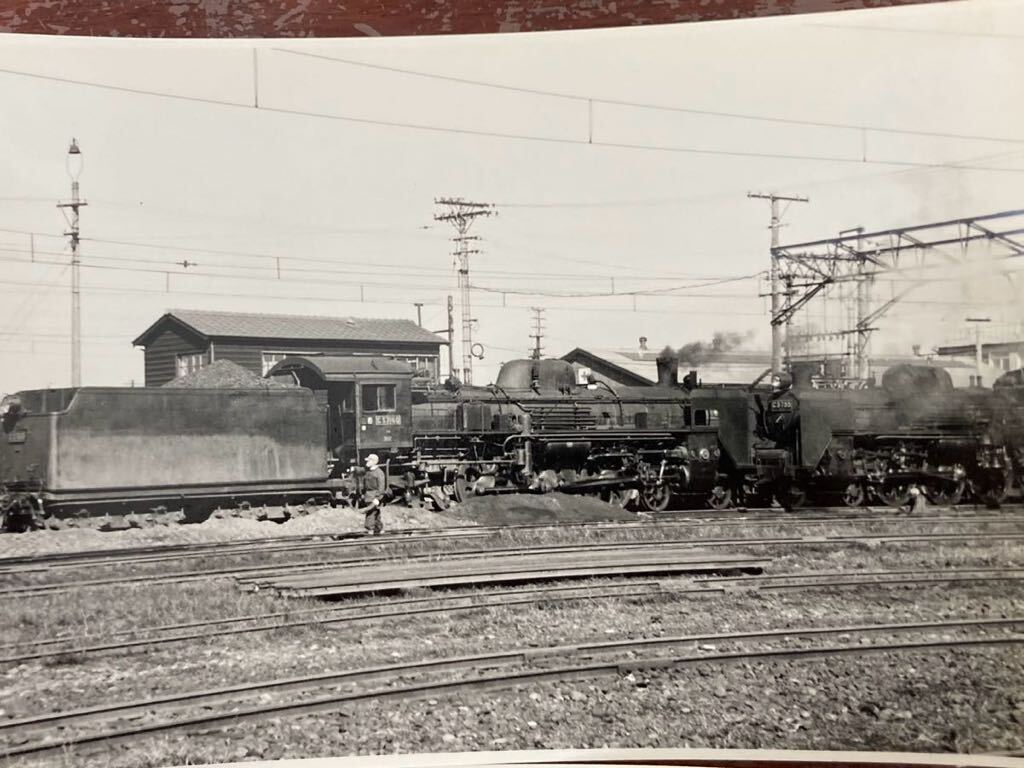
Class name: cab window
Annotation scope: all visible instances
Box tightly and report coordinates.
[362,384,396,413]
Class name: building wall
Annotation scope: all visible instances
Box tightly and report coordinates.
[142,335,444,387]
[210,339,442,378]
[143,328,208,387]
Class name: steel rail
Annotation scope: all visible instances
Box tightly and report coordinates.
[1,625,1020,761]
[255,533,1024,593]
[0,583,667,665]
[3,529,1023,598]
[5,569,1022,666]
[234,525,1024,584]
[2,507,1020,573]
[0,547,764,597]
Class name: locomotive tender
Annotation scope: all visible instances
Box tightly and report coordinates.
[0,387,332,530]
[2,352,1022,530]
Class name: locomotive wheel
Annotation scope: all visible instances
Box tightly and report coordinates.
[841,483,865,508]
[707,485,733,511]
[640,483,672,512]
[923,480,965,507]
[453,476,475,503]
[971,472,1011,508]
[603,489,634,510]
[876,481,912,509]
[426,487,451,512]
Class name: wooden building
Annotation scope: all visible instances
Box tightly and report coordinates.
[133,309,446,387]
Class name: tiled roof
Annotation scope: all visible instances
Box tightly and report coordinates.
[134,309,445,346]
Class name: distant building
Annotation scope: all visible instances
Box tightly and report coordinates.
[937,321,1024,378]
[133,309,446,387]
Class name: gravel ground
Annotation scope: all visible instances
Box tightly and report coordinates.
[0,505,468,559]
[2,514,1023,768]
[3,580,1023,765]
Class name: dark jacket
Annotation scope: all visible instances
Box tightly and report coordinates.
[362,466,386,504]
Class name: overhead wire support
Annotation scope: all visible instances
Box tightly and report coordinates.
[433,198,496,384]
[530,307,545,360]
[748,191,809,374]
[772,208,1024,380]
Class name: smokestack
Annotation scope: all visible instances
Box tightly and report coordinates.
[656,348,679,387]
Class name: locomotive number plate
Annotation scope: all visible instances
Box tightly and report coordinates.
[768,400,794,411]
[7,429,26,444]
[373,414,402,426]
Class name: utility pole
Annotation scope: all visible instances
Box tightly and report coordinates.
[530,307,545,360]
[58,139,87,387]
[446,295,455,380]
[434,198,496,385]
[748,191,808,375]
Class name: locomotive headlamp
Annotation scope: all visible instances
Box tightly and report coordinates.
[699,447,711,461]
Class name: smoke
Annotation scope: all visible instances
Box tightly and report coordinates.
[658,331,754,366]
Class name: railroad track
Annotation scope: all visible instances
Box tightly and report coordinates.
[1,617,1020,762]
[2,506,1021,574]
[3,525,1023,598]
[4,568,1023,666]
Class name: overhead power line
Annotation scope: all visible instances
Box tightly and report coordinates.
[0,66,1021,174]
[0,234,755,284]
[0,252,773,303]
[276,48,1024,146]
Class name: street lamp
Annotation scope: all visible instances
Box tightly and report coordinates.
[966,317,991,387]
[66,138,83,182]
[58,138,87,387]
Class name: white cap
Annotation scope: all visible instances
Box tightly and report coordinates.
[365,453,379,467]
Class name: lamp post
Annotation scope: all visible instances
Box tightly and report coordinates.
[966,317,991,387]
[58,139,87,387]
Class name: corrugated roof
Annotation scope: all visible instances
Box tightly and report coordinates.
[134,309,445,346]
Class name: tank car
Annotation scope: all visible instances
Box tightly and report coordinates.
[0,386,332,530]
[750,362,1017,508]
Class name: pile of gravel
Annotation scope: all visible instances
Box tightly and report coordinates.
[451,493,635,525]
[162,360,294,389]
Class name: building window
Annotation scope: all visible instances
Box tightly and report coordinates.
[176,352,206,378]
[362,384,396,412]
[387,354,439,381]
[261,351,318,376]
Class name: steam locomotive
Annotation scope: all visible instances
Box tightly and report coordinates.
[2,352,1022,530]
[750,363,1024,510]
[267,352,1024,513]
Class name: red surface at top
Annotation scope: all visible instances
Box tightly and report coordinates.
[0,0,949,38]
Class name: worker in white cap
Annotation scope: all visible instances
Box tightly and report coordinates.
[361,453,386,535]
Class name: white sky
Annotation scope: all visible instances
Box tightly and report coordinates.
[1,0,1022,393]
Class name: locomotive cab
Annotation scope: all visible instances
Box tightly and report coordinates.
[266,355,415,472]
